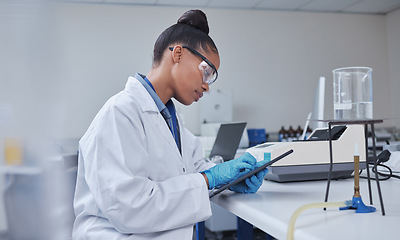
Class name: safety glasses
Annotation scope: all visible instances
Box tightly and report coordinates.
[169,45,218,85]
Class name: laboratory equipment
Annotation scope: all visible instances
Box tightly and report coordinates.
[333,67,373,120]
[323,119,386,216]
[340,144,376,213]
[246,125,366,182]
[287,200,352,240]
[309,76,326,130]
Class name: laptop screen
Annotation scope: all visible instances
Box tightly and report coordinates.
[209,122,246,161]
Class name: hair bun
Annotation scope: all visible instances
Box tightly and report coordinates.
[177,9,209,35]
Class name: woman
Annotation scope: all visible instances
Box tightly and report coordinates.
[72,9,268,240]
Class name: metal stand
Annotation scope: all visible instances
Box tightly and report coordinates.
[323,119,385,215]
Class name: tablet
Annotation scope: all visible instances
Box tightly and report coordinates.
[209,149,294,198]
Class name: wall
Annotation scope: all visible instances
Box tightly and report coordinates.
[387,8,400,128]
[48,3,393,137]
[1,3,395,140]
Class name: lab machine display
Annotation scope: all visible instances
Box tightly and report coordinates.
[246,125,366,182]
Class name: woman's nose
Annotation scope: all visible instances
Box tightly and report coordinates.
[202,83,209,92]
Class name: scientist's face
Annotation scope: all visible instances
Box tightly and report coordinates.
[170,45,220,105]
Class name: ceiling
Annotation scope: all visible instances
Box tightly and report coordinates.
[72,0,400,15]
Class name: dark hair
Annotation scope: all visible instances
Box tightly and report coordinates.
[152,9,218,67]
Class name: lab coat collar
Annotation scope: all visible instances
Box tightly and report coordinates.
[126,75,184,160]
[125,75,159,113]
[135,73,167,114]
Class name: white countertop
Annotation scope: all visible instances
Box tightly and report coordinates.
[211,177,400,240]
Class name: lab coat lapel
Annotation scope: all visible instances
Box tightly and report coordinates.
[131,77,183,160]
[156,112,183,160]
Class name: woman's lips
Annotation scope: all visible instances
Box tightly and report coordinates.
[195,91,203,101]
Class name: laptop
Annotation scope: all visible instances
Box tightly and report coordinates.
[209,122,247,161]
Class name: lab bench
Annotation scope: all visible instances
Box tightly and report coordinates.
[209,176,400,240]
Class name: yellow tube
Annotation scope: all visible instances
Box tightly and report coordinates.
[286,201,352,240]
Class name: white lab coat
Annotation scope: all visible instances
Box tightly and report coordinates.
[72,75,215,240]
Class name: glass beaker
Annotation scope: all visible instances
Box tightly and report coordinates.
[333,67,373,120]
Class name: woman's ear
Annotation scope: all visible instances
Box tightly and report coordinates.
[171,45,183,63]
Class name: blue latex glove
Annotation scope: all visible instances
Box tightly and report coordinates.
[229,159,269,194]
[203,153,256,189]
